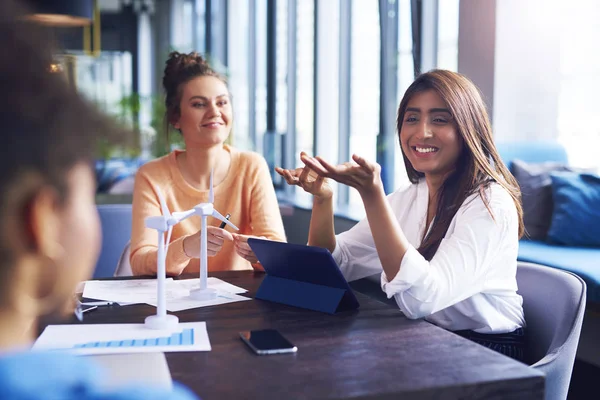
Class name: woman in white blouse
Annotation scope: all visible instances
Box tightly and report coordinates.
[276,70,527,362]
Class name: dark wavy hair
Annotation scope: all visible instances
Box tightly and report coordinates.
[0,0,127,287]
[397,70,524,261]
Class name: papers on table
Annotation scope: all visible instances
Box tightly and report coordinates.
[83,278,176,304]
[176,277,248,295]
[146,291,251,312]
[34,322,211,355]
[82,277,250,311]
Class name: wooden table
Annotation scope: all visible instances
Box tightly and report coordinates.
[80,271,544,399]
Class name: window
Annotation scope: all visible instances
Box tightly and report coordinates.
[295,0,314,160]
[293,0,315,202]
[557,0,600,170]
[349,0,380,208]
[436,0,460,71]
[171,0,194,52]
[395,0,414,189]
[276,0,288,134]
[254,0,268,153]
[194,0,206,54]
[227,0,251,149]
[75,52,132,116]
[312,0,341,203]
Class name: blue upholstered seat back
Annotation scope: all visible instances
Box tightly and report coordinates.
[94,204,132,278]
[517,261,586,400]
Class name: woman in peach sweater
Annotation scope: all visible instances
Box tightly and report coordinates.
[130,52,286,276]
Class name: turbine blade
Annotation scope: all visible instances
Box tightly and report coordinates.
[153,184,171,217]
[165,226,173,255]
[212,209,239,231]
[209,168,214,203]
[172,209,196,222]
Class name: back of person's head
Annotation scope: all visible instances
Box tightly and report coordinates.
[162,51,228,128]
[0,0,125,321]
[396,70,523,260]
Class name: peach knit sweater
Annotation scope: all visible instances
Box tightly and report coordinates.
[130,145,286,275]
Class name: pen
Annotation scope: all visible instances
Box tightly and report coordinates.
[80,301,116,307]
[219,213,231,229]
[82,305,98,313]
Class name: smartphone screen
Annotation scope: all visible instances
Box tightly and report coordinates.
[239,329,298,355]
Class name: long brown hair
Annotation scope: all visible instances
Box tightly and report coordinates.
[397,70,524,261]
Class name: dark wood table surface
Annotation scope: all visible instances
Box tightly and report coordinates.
[79,271,544,399]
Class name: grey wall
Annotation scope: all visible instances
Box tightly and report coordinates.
[457,0,496,122]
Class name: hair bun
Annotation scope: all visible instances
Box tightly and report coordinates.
[162,51,214,93]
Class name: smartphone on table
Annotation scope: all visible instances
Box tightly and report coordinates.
[239,329,297,355]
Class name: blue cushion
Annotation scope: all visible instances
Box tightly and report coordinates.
[518,240,600,303]
[511,160,574,240]
[547,172,600,247]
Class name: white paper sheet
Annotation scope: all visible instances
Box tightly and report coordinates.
[179,277,248,295]
[147,291,252,312]
[82,278,179,304]
[81,277,250,311]
[33,322,211,355]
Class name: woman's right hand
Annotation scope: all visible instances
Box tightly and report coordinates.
[275,152,333,200]
[182,226,234,258]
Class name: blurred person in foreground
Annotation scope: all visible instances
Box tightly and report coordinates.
[0,0,198,398]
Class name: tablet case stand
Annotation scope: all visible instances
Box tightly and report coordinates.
[256,275,357,314]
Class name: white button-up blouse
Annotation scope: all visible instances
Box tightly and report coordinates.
[332,179,525,334]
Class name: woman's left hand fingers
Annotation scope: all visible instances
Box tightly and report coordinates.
[234,239,251,252]
[233,234,260,263]
[235,244,258,263]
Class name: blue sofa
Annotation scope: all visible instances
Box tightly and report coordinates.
[497,141,600,304]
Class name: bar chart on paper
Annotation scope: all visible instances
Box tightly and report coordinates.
[33,322,211,355]
[74,328,194,348]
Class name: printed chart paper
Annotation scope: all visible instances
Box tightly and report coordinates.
[34,322,211,355]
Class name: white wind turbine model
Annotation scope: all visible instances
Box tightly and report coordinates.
[144,185,195,330]
[144,170,238,329]
[188,169,239,301]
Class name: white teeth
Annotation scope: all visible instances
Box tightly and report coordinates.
[415,147,438,153]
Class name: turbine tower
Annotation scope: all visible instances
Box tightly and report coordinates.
[190,169,239,300]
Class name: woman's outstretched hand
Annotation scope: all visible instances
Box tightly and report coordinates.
[300,153,383,198]
[275,152,333,200]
